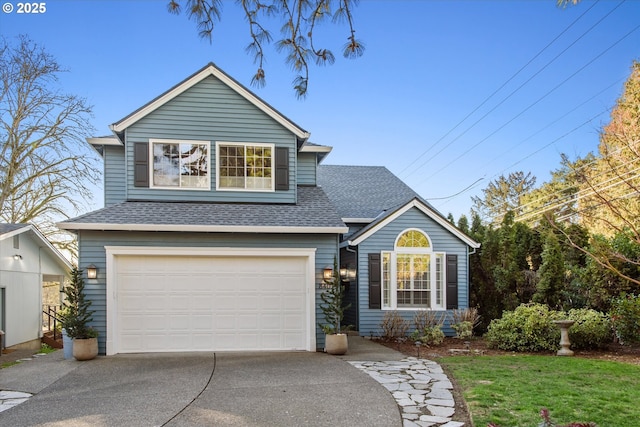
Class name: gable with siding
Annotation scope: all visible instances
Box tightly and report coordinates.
[125,74,299,204]
[353,206,473,337]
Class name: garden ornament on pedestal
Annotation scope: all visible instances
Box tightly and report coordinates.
[553,320,575,356]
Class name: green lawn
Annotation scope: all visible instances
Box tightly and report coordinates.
[441,355,640,427]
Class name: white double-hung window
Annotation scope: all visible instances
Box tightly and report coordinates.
[216,142,274,191]
[150,139,210,190]
[382,229,446,310]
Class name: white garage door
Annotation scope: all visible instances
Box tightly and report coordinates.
[113,254,310,353]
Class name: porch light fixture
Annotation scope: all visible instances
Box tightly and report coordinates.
[13,254,22,260]
[86,264,98,279]
[323,266,333,280]
[340,264,357,282]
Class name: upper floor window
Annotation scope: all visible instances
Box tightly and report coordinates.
[216,142,274,191]
[151,139,210,190]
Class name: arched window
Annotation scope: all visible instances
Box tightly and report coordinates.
[382,229,445,310]
[395,229,431,250]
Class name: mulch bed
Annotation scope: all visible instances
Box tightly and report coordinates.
[378,336,640,365]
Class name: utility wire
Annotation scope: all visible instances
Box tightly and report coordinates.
[519,157,640,219]
[491,147,640,220]
[417,21,640,186]
[397,0,601,178]
[425,177,485,201]
[494,108,609,179]
[481,78,624,172]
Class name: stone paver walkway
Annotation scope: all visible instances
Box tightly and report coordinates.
[349,357,465,427]
[0,390,33,413]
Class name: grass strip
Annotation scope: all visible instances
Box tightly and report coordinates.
[441,355,640,427]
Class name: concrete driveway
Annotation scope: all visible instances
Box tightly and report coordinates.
[0,338,404,427]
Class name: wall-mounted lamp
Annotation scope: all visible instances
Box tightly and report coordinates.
[323,265,333,281]
[13,254,22,260]
[86,264,98,279]
[339,264,357,282]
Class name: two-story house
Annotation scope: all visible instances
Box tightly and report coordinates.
[59,63,479,355]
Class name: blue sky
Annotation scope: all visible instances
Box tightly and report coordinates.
[2,0,639,219]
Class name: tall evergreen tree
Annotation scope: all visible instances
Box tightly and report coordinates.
[534,231,566,309]
[472,171,536,225]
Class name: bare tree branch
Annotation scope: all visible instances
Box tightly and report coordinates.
[168,0,364,98]
[0,35,100,251]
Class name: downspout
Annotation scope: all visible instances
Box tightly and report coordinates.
[39,247,43,339]
[467,245,477,310]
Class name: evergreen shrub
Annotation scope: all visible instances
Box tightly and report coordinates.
[566,308,612,350]
[610,293,640,345]
[485,303,562,352]
[486,303,613,352]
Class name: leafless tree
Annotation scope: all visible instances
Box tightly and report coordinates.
[0,35,100,253]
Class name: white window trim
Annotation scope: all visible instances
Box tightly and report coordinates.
[215,141,275,192]
[149,138,211,191]
[394,227,433,250]
[382,229,446,311]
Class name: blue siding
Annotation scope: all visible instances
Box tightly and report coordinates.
[297,152,316,185]
[354,208,470,338]
[125,75,298,203]
[104,145,126,206]
[78,230,338,354]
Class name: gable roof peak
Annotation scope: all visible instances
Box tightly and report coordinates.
[109,63,310,141]
[347,197,480,249]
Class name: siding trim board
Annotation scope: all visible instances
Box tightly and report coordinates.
[60,223,347,234]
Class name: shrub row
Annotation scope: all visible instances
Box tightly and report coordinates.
[485,303,613,352]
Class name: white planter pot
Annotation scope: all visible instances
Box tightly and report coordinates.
[73,337,98,361]
[325,334,348,355]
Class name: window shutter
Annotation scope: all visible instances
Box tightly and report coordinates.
[133,142,149,187]
[446,254,458,309]
[275,147,289,191]
[368,253,381,309]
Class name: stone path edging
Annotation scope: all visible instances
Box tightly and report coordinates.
[349,357,465,427]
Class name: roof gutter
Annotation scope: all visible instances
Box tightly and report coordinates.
[57,222,348,234]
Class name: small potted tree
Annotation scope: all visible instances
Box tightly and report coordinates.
[60,266,98,361]
[319,258,351,355]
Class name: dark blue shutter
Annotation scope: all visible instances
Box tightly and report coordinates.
[275,147,289,191]
[368,253,381,309]
[446,254,458,309]
[134,142,149,187]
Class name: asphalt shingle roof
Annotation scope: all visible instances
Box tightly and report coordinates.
[317,165,420,220]
[0,223,29,236]
[59,186,345,230]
